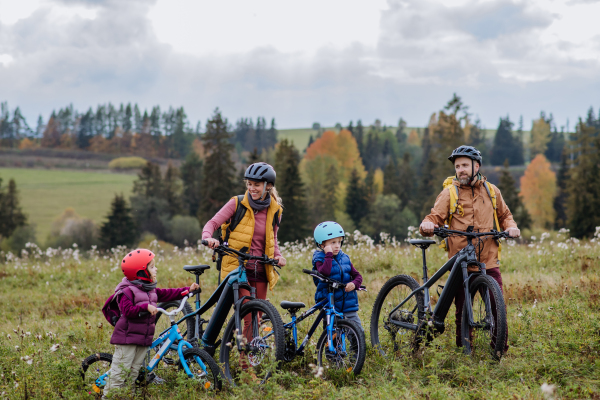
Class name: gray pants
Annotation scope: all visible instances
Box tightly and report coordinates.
[103,344,147,399]
[343,311,364,331]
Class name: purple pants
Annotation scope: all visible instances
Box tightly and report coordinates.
[453,267,508,352]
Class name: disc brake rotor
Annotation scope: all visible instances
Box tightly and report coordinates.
[248,337,268,367]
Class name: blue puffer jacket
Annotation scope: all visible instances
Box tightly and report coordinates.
[312,249,359,313]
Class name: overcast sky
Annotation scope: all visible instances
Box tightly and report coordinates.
[1,0,599,130]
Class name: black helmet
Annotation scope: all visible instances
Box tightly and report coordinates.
[448,145,482,165]
[244,162,276,185]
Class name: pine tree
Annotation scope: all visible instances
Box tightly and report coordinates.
[133,161,163,197]
[491,117,523,166]
[345,168,369,230]
[566,122,600,237]
[0,178,28,239]
[355,120,364,157]
[383,159,401,198]
[200,109,237,222]
[163,162,183,217]
[181,152,204,217]
[100,194,137,249]
[274,139,310,242]
[498,159,531,230]
[397,153,415,211]
[322,165,338,221]
[553,151,568,229]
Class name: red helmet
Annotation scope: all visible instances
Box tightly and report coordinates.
[121,249,155,282]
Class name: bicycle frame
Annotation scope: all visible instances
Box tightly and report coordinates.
[279,285,348,357]
[387,239,494,333]
[94,316,208,388]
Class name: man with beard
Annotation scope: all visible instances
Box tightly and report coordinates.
[419,145,520,352]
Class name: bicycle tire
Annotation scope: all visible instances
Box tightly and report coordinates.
[219,299,285,385]
[155,300,195,341]
[316,319,366,375]
[370,274,425,357]
[461,274,507,361]
[80,352,112,395]
[179,347,223,391]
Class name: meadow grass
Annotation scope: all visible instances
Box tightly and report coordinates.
[0,231,599,399]
[0,168,136,241]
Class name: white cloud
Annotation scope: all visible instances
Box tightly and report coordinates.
[0,0,599,131]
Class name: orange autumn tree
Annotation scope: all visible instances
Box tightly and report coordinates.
[300,129,366,229]
[520,154,557,229]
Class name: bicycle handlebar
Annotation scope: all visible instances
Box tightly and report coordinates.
[302,269,367,292]
[138,289,200,318]
[433,227,510,240]
[201,239,280,268]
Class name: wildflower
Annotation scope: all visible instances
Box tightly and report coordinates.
[72,346,77,350]
[532,299,537,309]
[541,383,556,400]
[15,346,19,350]
[46,281,49,285]
[25,332,31,336]
[6,334,11,340]
[50,344,60,352]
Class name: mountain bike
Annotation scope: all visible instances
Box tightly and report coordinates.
[370,226,509,361]
[271,269,367,375]
[81,291,222,396]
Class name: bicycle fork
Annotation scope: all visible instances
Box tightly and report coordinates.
[326,292,346,354]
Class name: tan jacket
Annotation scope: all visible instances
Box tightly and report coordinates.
[419,176,517,271]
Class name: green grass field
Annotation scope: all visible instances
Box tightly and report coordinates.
[0,168,136,242]
[0,231,598,399]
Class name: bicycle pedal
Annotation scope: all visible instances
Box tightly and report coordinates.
[162,357,175,365]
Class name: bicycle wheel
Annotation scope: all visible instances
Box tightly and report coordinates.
[370,274,424,357]
[461,274,507,360]
[220,299,285,385]
[155,300,195,341]
[316,319,366,375]
[80,352,112,396]
[179,348,222,391]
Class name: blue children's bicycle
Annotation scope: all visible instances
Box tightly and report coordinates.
[267,268,367,375]
[81,291,222,396]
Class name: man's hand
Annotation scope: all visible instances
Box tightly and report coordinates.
[345,282,355,292]
[147,304,158,316]
[189,283,200,292]
[507,227,520,238]
[420,221,439,236]
[274,256,286,267]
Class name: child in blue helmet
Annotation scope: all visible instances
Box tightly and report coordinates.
[313,221,364,330]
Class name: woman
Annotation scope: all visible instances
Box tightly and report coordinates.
[202,162,286,358]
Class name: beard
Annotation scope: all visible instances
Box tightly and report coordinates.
[458,174,471,185]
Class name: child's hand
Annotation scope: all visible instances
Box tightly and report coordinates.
[189,283,200,292]
[345,282,355,292]
[324,245,333,253]
[147,304,158,315]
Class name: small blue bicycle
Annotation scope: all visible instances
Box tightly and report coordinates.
[269,268,367,375]
[81,291,222,396]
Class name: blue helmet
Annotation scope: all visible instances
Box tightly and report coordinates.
[313,221,345,246]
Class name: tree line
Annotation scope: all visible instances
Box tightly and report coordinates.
[2,96,600,254]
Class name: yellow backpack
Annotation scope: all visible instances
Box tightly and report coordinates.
[439,176,503,260]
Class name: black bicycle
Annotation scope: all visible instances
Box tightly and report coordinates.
[370,226,509,361]
[154,241,285,385]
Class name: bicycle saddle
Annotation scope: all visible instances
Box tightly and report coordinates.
[183,264,211,275]
[409,239,436,249]
[280,301,305,313]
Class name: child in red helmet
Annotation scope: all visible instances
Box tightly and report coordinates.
[102,249,199,398]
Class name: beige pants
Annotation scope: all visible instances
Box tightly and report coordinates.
[102,344,147,398]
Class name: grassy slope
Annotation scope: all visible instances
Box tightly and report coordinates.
[0,168,136,241]
[0,233,598,399]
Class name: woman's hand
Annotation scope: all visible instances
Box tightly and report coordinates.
[324,245,333,253]
[204,238,219,249]
[274,256,286,267]
[189,283,200,292]
[345,282,356,292]
[147,304,158,316]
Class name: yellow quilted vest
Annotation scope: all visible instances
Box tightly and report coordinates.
[219,192,282,290]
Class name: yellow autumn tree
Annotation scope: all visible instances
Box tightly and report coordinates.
[520,154,557,228]
[529,117,551,157]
